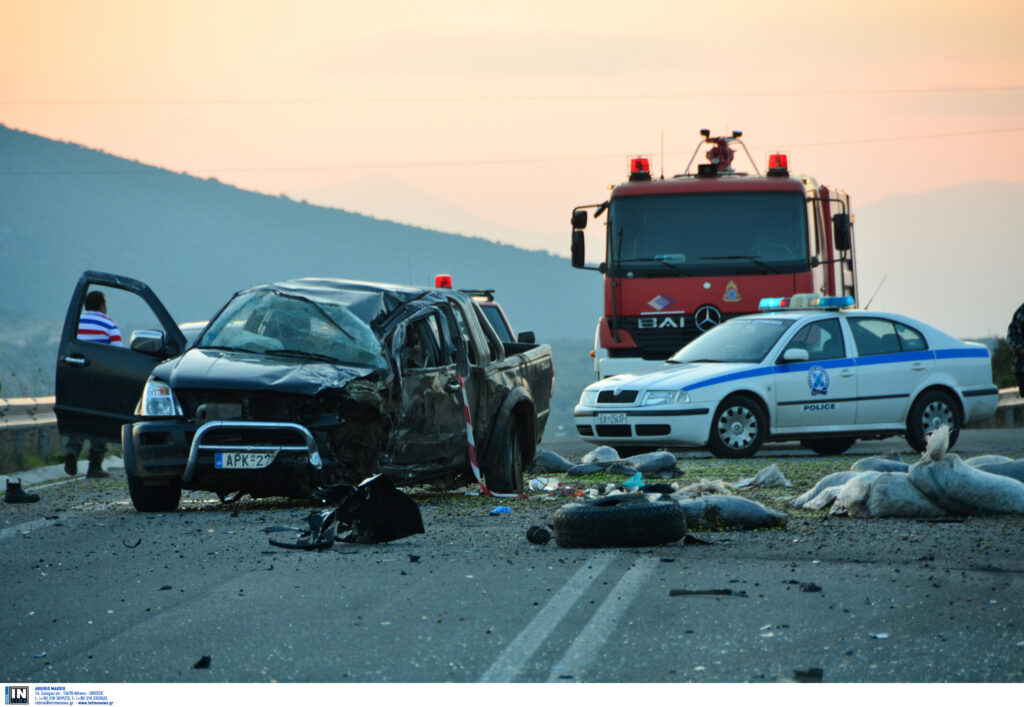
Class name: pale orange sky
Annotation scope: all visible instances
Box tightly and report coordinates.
[2,0,1024,254]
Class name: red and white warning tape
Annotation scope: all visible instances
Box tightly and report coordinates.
[457,373,523,498]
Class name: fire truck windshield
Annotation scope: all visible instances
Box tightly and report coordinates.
[608,191,809,277]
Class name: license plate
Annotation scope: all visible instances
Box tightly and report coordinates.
[596,413,627,425]
[215,451,278,469]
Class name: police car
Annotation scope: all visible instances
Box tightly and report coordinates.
[574,295,999,457]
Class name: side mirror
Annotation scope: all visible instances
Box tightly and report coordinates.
[571,229,586,269]
[517,331,535,344]
[130,329,166,355]
[832,214,852,251]
[782,348,810,363]
[571,210,587,229]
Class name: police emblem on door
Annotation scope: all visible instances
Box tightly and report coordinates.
[807,366,830,396]
[722,281,741,302]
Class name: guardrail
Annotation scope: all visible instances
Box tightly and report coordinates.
[1,390,1021,472]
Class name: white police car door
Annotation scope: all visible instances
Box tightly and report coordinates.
[772,318,857,430]
[847,316,933,426]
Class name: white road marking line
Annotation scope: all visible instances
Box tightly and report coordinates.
[546,555,658,682]
[0,517,57,541]
[479,553,614,683]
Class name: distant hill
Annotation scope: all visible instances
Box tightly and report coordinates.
[855,182,1024,339]
[0,124,601,342]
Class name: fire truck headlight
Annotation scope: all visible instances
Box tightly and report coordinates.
[640,389,689,406]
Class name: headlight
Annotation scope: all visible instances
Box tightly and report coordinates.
[579,389,599,406]
[640,389,689,406]
[138,377,184,417]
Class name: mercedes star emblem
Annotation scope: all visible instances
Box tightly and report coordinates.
[694,305,722,331]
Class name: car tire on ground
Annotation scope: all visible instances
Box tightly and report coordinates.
[485,414,525,493]
[553,495,686,548]
[906,390,961,453]
[800,436,856,456]
[707,394,767,458]
[123,427,181,512]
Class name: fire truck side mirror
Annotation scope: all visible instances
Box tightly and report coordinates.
[571,210,588,229]
[571,229,586,268]
[832,214,852,251]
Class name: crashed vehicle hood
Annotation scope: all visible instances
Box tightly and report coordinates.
[590,361,761,398]
[152,348,382,396]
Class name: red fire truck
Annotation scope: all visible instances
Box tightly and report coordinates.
[571,129,858,378]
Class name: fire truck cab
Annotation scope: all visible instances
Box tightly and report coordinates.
[572,129,857,379]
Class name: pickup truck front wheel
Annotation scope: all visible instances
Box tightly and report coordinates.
[123,427,181,512]
[486,415,525,493]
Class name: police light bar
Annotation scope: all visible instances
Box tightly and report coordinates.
[435,274,453,289]
[759,294,855,310]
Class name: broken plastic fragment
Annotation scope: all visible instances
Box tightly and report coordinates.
[489,506,512,515]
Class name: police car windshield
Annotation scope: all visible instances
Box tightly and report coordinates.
[669,317,795,364]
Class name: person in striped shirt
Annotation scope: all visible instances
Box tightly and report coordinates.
[64,290,121,478]
[77,291,123,346]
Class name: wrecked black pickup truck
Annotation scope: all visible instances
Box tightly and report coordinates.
[55,271,553,512]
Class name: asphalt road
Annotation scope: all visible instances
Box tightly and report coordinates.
[2,428,1023,684]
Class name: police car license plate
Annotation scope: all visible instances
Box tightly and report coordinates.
[596,413,627,425]
[215,451,277,469]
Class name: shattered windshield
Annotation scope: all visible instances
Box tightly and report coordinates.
[669,317,795,364]
[197,290,387,368]
[609,191,808,277]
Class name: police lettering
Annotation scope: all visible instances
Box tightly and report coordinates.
[803,403,836,411]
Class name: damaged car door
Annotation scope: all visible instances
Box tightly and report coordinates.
[55,271,185,442]
[384,306,470,478]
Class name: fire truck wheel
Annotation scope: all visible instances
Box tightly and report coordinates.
[553,494,686,548]
[708,395,767,458]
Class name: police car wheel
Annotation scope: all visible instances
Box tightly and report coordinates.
[906,390,961,453]
[708,395,767,458]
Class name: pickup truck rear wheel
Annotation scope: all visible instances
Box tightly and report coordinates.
[486,415,525,493]
[707,395,767,458]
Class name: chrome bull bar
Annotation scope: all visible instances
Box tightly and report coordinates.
[182,420,323,483]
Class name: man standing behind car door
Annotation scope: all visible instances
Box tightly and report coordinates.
[64,290,122,477]
[1009,301,1024,397]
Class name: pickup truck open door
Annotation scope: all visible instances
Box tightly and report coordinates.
[55,271,186,443]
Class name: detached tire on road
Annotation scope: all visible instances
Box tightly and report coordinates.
[553,495,686,548]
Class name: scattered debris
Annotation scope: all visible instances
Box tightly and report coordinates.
[793,667,824,682]
[850,454,909,473]
[734,464,791,489]
[193,655,211,669]
[676,496,787,531]
[526,525,552,545]
[122,538,142,549]
[669,588,748,597]
[676,478,732,497]
[799,583,822,593]
[5,479,40,504]
[869,633,890,640]
[263,474,424,550]
[489,506,512,516]
[580,446,619,464]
